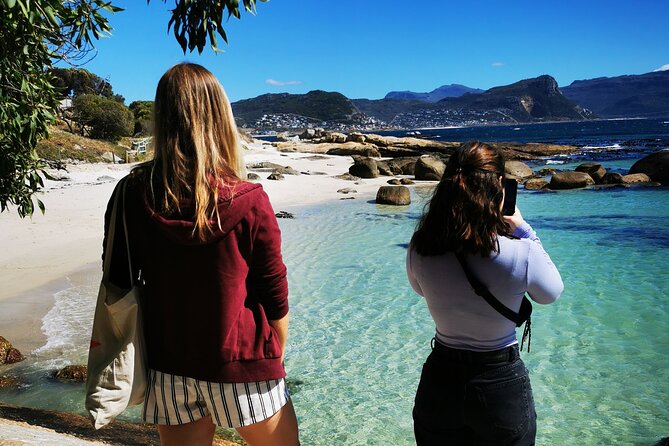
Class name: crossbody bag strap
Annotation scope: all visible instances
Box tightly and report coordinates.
[454,251,533,352]
[454,252,524,325]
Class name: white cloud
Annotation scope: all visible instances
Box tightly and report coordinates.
[653,64,669,72]
[265,79,303,86]
[491,62,505,68]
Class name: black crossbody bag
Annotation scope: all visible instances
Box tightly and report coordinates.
[455,253,533,352]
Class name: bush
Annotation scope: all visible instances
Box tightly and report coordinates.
[72,94,134,142]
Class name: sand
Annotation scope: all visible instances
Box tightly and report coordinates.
[0,140,409,444]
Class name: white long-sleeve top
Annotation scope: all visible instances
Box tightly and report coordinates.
[406,222,564,351]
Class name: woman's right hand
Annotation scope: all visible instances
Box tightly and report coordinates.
[503,206,526,233]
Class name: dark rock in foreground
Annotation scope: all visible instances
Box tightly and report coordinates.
[0,336,24,365]
[376,186,411,205]
[629,150,669,184]
[52,365,87,382]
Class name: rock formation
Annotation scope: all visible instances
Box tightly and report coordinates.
[376,186,411,205]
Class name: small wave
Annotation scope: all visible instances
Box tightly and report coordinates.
[546,160,566,165]
[582,143,622,150]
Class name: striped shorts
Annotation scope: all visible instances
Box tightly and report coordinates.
[142,369,290,428]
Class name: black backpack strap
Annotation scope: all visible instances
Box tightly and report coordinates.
[455,252,533,351]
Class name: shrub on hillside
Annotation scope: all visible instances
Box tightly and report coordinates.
[72,95,134,142]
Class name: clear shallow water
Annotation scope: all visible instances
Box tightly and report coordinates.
[1,184,668,445]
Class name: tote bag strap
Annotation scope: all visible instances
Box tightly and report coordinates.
[101,180,123,281]
[120,178,134,286]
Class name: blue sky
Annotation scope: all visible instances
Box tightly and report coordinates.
[76,0,669,104]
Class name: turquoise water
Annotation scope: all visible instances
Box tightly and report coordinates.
[1,181,668,445]
[280,184,669,445]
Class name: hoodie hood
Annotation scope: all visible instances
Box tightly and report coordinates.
[144,181,265,246]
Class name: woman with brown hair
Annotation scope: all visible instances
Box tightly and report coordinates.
[406,141,563,445]
[103,63,299,445]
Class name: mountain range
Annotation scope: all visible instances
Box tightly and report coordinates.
[231,70,669,130]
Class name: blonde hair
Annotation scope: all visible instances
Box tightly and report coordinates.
[148,63,246,240]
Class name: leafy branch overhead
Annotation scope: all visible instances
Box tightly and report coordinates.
[1,0,266,217]
[151,0,268,53]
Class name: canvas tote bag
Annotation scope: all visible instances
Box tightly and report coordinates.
[85,178,147,429]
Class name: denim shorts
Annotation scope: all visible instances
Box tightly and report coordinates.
[413,341,537,446]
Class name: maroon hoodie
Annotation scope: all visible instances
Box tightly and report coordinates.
[103,177,288,383]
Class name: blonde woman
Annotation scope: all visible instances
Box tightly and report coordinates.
[103,63,299,446]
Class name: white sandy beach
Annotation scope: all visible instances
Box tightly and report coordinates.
[0,139,405,443]
[0,139,400,343]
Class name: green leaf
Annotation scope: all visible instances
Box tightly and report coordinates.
[36,198,45,214]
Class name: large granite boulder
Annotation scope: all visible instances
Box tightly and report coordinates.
[347,132,367,143]
[386,157,418,175]
[326,144,381,158]
[300,128,316,140]
[629,150,669,184]
[622,173,652,184]
[549,172,595,190]
[376,161,394,176]
[601,172,624,184]
[575,162,607,183]
[524,178,549,190]
[505,161,534,180]
[376,186,411,205]
[349,156,379,178]
[0,336,24,365]
[414,156,445,181]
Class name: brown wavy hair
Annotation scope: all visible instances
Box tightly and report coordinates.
[411,141,510,257]
[138,63,246,240]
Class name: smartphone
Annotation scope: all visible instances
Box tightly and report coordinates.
[503,179,518,216]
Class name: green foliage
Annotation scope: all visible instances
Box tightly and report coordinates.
[129,100,154,135]
[151,0,268,53]
[72,94,133,142]
[2,0,265,217]
[50,67,113,98]
[0,0,121,217]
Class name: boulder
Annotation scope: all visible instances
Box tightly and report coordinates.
[0,336,24,365]
[320,132,348,143]
[629,149,669,184]
[376,186,411,205]
[400,178,415,185]
[549,172,595,190]
[349,156,379,179]
[272,166,300,176]
[247,172,261,181]
[52,365,87,382]
[505,161,534,180]
[337,188,357,194]
[622,173,652,184]
[275,132,292,142]
[347,132,366,143]
[524,178,549,190]
[101,151,121,163]
[327,145,381,158]
[267,173,285,180]
[387,179,402,185]
[376,161,394,176]
[537,167,558,176]
[414,156,445,181]
[275,211,294,219]
[300,128,316,140]
[334,173,360,181]
[575,162,607,183]
[386,157,418,175]
[601,172,624,184]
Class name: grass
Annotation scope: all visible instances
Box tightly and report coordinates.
[36,128,129,162]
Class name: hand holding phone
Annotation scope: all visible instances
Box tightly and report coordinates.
[502,179,518,216]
